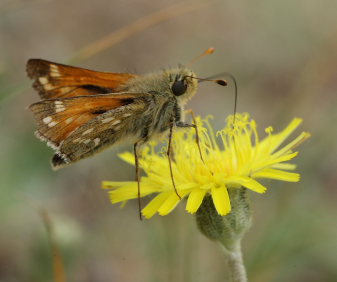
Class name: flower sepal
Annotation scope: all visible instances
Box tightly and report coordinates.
[196,188,252,251]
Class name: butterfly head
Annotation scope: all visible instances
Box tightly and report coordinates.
[166,66,198,104]
[127,66,198,105]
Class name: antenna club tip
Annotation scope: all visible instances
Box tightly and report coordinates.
[206,47,215,54]
[216,80,227,86]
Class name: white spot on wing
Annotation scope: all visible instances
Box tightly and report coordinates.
[123,113,132,118]
[50,64,59,71]
[65,117,74,124]
[50,65,61,77]
[39,77,48,84]
[83,139,91,144]
[94,138,100,146]
[101,117,114,123]
[43,116,52,124]
[54,101,66,112]
[56,107,65,113]
[112,120,121,125]
[82,128,94,135]
[48,121,57,127]
[50,72,61,77]
[34,131,59,150]
[59,86,73,94]
[44,83,53,91]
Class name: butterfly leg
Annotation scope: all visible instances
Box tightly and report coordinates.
[177,110,205,164]
[167,124,181,200]
[134,142,142,220]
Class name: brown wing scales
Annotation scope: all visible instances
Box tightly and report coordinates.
[27,59,137,99]
[29,94,137,147]
[51,99,148,169]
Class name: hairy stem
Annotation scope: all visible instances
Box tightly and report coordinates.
[222,241,247,282]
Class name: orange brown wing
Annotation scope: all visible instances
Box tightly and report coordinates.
[26,59,137,99]
[29,93,142,149]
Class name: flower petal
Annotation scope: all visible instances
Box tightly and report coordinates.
[264,118,303,153]
[253,152,299,171]
[271,132,310,158]
[102,181,135,189]
[186,189,207,214]
[211,186,231,215]
[226,176,267,193]
[142,193,171,219]
[108,183,154,203]
[102,114,309,219]
[271,163,297,170]
[157,193,183,216]
[252,168,300,182]
[118,152,135,165]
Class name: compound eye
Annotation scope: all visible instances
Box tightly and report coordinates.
[171,80,187,96]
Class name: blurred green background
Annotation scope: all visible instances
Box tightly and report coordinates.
[1,0,336,281]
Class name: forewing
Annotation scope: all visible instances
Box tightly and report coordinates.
[29,93,144,149]
[27,59,137,99]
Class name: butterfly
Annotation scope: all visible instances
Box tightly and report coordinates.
[27,48,227,217]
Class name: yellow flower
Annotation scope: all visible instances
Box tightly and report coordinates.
[102,113,310,219]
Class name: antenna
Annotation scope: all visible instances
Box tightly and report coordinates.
[204,72,238,123]
[186,75,227,86]
[186,48,238,124]
[187,47,215,66]
[188,72,238,124]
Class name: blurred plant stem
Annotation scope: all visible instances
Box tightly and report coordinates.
[196,189,251,282]
[221,241,247,282]
[40,209,67,282]
[68,0,209,64]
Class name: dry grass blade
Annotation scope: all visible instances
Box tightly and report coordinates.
[69,0,209,63]
[40,209,67,282]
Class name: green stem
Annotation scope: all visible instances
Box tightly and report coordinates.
[196,189,251,282]
[221,240,247,282]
